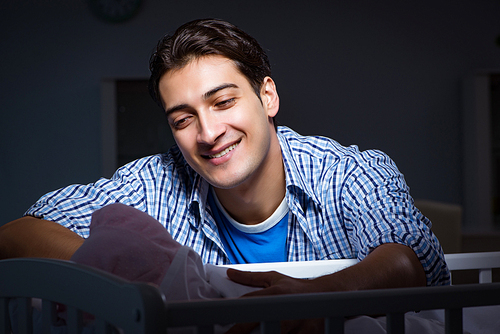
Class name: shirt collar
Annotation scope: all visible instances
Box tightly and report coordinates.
[277,127,322,206]
[168,146,207,230]
[186,126,322,226]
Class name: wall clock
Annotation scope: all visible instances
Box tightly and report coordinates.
[88,0,143,23]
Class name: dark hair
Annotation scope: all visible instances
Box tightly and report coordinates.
[149,18,272,110]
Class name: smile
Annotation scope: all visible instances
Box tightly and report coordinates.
[208,142,239,159]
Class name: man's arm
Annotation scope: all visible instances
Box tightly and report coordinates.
[226,243,425,333]
[314,242,426,291]
[227,243,426,294]
[0,216,84,260]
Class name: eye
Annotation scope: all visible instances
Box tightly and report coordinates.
[215,98,236,109]
[172,115,192,129]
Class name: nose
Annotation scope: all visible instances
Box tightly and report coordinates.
[197,113,225,145]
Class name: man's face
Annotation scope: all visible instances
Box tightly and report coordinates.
[158,55,279,190]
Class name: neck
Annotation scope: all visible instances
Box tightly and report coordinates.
[213,135,286,225]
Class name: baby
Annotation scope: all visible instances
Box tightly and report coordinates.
[71,203,258,301]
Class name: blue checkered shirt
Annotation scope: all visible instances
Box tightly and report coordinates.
[26,126,450,286]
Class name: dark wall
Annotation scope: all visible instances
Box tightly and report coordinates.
[2,0,500,228]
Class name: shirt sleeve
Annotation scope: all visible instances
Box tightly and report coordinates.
[24,159,151,238]
[340,149,451,286]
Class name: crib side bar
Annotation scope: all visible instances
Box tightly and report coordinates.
[445,251,500,284]
[164,283,500,333]
[444,251,500,271]
[18,297,33,334]
[386,312,404,334]
[41,299,57,332]
[324,317,344,334]
[445,308,463,334]
[0,298,11,334]
[66,305,83,334]
[479,269,493,283]
[0,258,169,333]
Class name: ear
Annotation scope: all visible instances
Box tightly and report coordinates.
[260,77,280,118]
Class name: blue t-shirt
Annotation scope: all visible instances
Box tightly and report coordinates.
[207,188,288,264]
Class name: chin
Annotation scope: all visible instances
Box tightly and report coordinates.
[205,172,250,190]
[207,179,242,190]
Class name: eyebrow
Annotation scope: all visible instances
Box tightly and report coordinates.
[203,83,238,100]
[165,83,239,117]
[165,103,190,117]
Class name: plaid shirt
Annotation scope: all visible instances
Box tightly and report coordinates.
[27,126,450,285]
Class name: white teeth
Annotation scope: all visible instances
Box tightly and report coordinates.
[208,143,238,159]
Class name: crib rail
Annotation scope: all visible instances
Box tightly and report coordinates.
[1,252,500,334]
[445,251,500,283]
[0,258,167,334]
[164,282,500,334]
[222,252,500,283]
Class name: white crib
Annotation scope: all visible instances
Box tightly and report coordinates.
[1,251,499,334]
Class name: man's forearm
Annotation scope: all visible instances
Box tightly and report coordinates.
[227,243,426,298]
[225,243,427,333]
[313,243,427,292]
[0,216,84,260]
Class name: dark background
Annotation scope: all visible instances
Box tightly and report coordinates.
[2,0,500,231]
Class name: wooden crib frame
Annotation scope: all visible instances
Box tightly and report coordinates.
[1,251,499,334]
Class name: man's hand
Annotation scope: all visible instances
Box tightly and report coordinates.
[225,269,323,333]
[226,269,317,296]
[224,243,426,333]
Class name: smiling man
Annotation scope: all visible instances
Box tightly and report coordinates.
[160,55,284,226]
[0,19,449,330]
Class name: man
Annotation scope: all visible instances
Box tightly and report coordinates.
[0,18,449,300]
